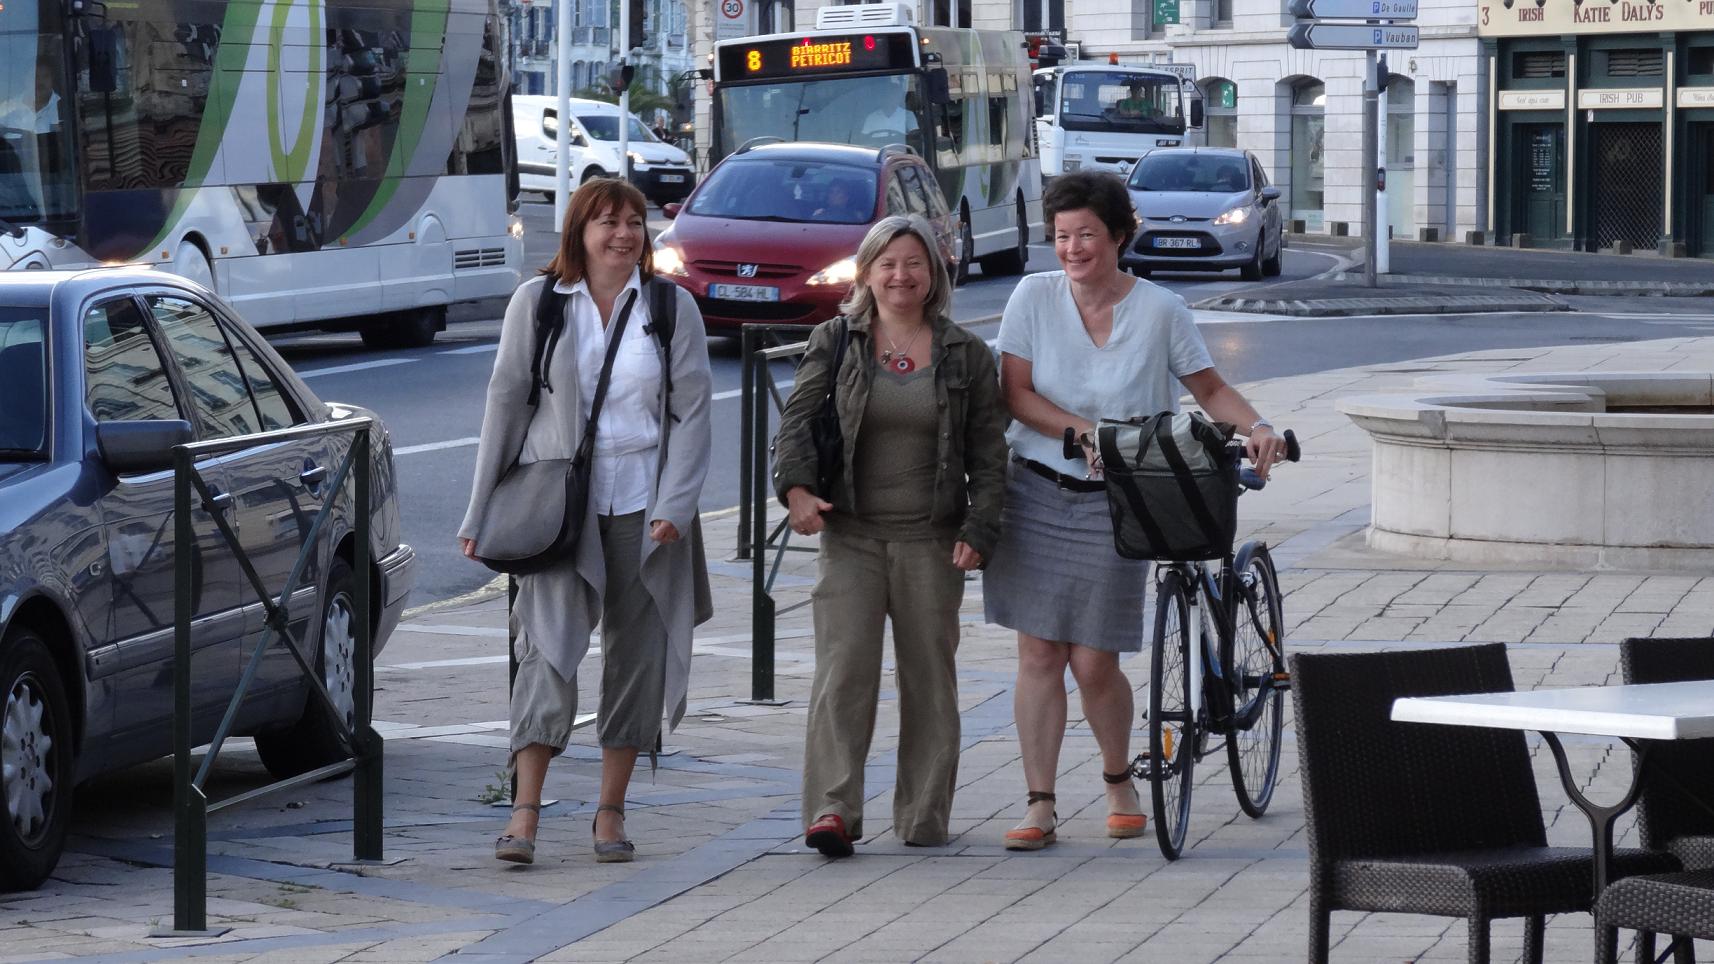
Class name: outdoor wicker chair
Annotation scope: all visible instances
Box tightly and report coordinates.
[1595,869,1714,964]
[1621,637,1714,870]
[1290,643,1680,964]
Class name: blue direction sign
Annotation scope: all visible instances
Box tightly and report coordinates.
[1287,0,1419,18]
[1286,21,1420,49]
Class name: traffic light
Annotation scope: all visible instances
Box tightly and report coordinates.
[627,0,647,50]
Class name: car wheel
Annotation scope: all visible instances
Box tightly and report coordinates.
[979,196,1030,276]
[255,558,360,781]
[0,629,73,892]
[1240,232,1265,281]
[954,217,973,287]
[581,167,608,185]
[360,306,442,350]
[1261,231,1283,277]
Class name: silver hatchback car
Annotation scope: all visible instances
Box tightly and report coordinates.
[1122,147,1284,281]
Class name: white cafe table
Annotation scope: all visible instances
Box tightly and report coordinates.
[1392,680,1714,902]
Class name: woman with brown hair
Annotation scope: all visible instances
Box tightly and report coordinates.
[459,178,713,864]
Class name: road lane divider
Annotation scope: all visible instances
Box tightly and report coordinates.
[298,357,417,378]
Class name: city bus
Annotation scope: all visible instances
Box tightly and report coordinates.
[1,0,521,347]
[710,3,1042,275]
[1033,63,1204,181]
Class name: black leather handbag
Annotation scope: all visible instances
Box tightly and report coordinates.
[807,317,851,499]
[476,286,637,574]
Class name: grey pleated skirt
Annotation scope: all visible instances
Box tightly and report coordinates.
[982,461,1151,653]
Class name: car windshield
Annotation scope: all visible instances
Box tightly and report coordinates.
[686,159,878,225]
[0,1,79,226]
[0,307,49,458]
[1129,153,1251,194]
[1056,70,1185,136]
[578,114,659,142]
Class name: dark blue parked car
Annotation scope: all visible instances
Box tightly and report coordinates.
[0,269,414,891]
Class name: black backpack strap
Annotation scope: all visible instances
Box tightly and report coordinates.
[647,279,679,423]
[575,288,640,462]
[1154,416,1227,545]
[527,281,568,407]
[1100,421,1174,558]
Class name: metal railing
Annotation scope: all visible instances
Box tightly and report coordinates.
[736,324,821,703]
[170,420,381,934]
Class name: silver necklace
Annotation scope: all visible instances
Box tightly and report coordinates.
[878,323,924,373]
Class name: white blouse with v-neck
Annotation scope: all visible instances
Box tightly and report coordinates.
[996,270,1214,473]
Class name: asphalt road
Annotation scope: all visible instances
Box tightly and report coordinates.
[261,198,1714,606]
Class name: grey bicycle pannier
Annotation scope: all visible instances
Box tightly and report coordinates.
[1097,411,1239,562]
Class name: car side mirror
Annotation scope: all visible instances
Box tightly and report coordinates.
[97,419,194,475]
[925,68,951,106]
[1260,186,1282,204]
[663,202,681,219]
[1190,100,1205,129]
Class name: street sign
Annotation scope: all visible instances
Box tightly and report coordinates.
[1287,21,1419,50]
[1153,0,1181,25]
[1287,0,1418,19]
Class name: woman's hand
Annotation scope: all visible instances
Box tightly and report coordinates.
[1245,425,1288,481]
[1078,432,1103,480]
[951,541,983,572]
[458,537,477,560]
[649,520,681,544]
[786,485,832,536]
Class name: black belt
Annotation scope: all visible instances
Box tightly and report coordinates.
[1014,455,1105,493]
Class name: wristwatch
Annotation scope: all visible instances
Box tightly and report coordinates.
[1249,418,1274,435]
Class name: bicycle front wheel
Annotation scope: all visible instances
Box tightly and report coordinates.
[1149,569,1195,860]
[1227,547,1285,818]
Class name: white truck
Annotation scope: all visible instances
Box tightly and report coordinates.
[1033,63,1204,181]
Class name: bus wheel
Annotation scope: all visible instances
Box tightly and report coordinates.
[171,240,215,293]
[954,218,973,287]
[360,306,443,350]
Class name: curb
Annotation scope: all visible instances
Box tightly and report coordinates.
[1330,273,1714,298]
[1191,292,1569,317]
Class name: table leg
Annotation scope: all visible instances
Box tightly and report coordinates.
[1539,731,1652,904]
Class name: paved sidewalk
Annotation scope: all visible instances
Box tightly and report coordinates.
[10,335,1714,963]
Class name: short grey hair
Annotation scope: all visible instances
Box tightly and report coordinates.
[838,215,952,324]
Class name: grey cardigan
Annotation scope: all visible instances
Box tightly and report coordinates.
[459,274,714,731]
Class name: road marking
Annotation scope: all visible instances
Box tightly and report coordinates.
[299,358,417,378]
[440,344,501,355]
[393,436,480,456]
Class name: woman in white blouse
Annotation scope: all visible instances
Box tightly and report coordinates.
[459,179,713,864]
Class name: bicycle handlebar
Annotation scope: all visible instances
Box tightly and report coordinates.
[1061,425,1303,475]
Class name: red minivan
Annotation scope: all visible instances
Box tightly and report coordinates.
[652,141,960,333]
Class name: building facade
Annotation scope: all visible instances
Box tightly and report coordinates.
[510,0,696,122]
[1482,2,1714,256]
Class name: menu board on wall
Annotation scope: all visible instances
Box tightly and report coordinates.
[1528,128,1557,194]
[1480,0,1714,38]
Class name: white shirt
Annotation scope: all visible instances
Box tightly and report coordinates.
[555,270,662,515]
[862,104,912,134]
[997,271,1215,472]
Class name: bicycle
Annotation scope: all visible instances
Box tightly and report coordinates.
[1064,423,1301,861]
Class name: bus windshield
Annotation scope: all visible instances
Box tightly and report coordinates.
[1056,70,1185,136]
[0,2,77,227]
[715,74,924,159]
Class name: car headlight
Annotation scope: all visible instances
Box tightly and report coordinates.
[508,215,525,239]
[1213,206,1250,226]
[807,257,857,287]
[653,245,689,278]
[627,151,647,166]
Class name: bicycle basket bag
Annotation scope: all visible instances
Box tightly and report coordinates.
[1097,412,1240,561]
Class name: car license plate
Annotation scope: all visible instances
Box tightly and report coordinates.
[1153,237,1200,249]
[659,173,685,183]
[710,284,780,302]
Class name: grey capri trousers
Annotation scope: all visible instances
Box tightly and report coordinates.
[510,511,668,754]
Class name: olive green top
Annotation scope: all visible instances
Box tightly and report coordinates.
[836,362,948,541]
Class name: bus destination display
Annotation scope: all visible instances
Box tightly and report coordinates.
[718,32,915,80]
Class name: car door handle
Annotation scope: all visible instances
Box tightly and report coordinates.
[204,491,233,514]
[300,465,328,486]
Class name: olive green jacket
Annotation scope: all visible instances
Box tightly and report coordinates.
[772,312,1009,561]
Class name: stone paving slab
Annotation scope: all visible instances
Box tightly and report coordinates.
[8,335,1714,962]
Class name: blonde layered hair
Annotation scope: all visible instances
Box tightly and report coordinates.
[838,215,952,324]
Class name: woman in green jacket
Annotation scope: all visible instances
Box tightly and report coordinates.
[773,215,1008,856]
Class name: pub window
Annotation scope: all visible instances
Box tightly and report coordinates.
[1686,48,1714,76]
[1512,52,1565,80]
[1603,48,1664,78]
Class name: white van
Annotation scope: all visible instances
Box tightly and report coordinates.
[1033,64,1203,181]
[512,94,696,206]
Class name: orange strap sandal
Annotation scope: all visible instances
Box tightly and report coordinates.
[1003,791,1058,851]
[1104,770,1148,839]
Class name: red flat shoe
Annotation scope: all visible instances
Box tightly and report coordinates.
[805,813,856,858]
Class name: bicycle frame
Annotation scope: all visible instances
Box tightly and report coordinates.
[1162,549,1275,751]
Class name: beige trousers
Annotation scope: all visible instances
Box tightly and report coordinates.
[801,526,964,845]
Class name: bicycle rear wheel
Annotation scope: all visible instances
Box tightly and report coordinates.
[1148,569,1196,860]
[1227,547,1285,818]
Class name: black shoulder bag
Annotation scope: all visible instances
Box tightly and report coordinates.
[475,284,639,574]
[808,317,851,499]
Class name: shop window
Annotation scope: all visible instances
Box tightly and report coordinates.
[1604,49,1664,78]
[1513,52,1565,80]
[1686,48,1714,77]
[1289,81,1325,231]
[1214,0,1233,25]
[1201,78,1237,148]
